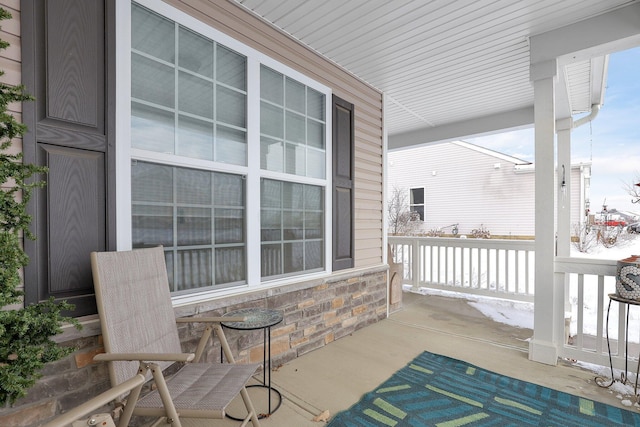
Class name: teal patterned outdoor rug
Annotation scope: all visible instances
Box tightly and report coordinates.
[327,351,640,426]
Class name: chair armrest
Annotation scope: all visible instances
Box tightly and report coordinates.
[94,352,195,363]
[175,317,245,363]
[176,316,247,323]
[41,373,146,427]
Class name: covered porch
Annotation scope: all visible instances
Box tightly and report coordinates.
[4,1,640,425]
[205,291,629,426]
[236,0,640,367]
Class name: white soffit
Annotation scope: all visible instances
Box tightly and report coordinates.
[233,0,638,145]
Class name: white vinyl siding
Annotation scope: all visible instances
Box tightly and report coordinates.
[390,142,534,237]
[388,141,588,237]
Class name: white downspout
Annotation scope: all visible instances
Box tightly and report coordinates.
[572,104,601,129]
[570,103,599,235]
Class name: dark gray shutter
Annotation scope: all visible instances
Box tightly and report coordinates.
[21,0,115,316]
[332,95,354,270]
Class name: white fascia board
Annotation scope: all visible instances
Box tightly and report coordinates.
[388,107,534,149]
[452,141,531,165]
[530,2,640,65]
[514,161,592,175]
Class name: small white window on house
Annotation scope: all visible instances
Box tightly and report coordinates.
[410,188,425,221]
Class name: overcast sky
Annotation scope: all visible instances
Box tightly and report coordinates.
[467,46,640,214]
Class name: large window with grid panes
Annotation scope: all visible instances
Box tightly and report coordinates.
[129,1,329,294]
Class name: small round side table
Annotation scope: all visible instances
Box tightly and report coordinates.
[222,307,284,419]
[595,293,640,398]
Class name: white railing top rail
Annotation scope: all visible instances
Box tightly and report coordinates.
[555,256,617,276]
[389,235,535,250]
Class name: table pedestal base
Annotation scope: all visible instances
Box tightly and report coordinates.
[226,384,282,420]
[595,294,640,401]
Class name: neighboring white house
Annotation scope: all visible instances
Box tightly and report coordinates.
[388,140,591,238]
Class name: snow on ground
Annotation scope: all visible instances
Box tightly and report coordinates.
[408,285,535,329]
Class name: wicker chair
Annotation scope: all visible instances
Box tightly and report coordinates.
[90,246,261,427]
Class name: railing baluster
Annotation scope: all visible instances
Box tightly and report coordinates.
[470,247,475,288]
[496,248,501,292]
[509,249,512,292]
[459,246,464,287]
[444,245,449,286]
[428,243,432,284]
[487,247,491,291]
[420,242,425,284]
[412,239,419,291]
[436,244,439,284]
[438,246,455,285]
[577,274,584,350]
[597,276,605,355]
[524,250,528,294]
[514,250,519,293]
[477,247,481,289]
[444,245,448,286]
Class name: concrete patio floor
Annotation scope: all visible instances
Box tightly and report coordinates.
[183,291,638,426]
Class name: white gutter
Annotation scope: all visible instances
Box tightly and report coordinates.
[573,104,601,129]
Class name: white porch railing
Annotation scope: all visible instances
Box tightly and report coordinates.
[388,236,535,302]
[389,236,636,372]
[555,257,637,372]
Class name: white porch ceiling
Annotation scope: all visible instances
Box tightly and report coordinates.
[232,0,640,147]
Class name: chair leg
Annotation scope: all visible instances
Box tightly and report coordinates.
[214,323,237,363]
[239,386,261,427]
[118,363,148,427]
[117,384,143,427]
[149,363,183,427]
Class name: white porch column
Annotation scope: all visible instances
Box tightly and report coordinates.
[528,60,561,365]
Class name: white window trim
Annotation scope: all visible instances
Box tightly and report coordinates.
[116,0,333,303]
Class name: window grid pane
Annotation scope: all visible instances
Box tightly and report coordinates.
[131,3,247,166]
[261,179,324,280]
[179,27,213,78]
[132,161,246,291]
[260,65,326,178]
[131,5,174,62]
